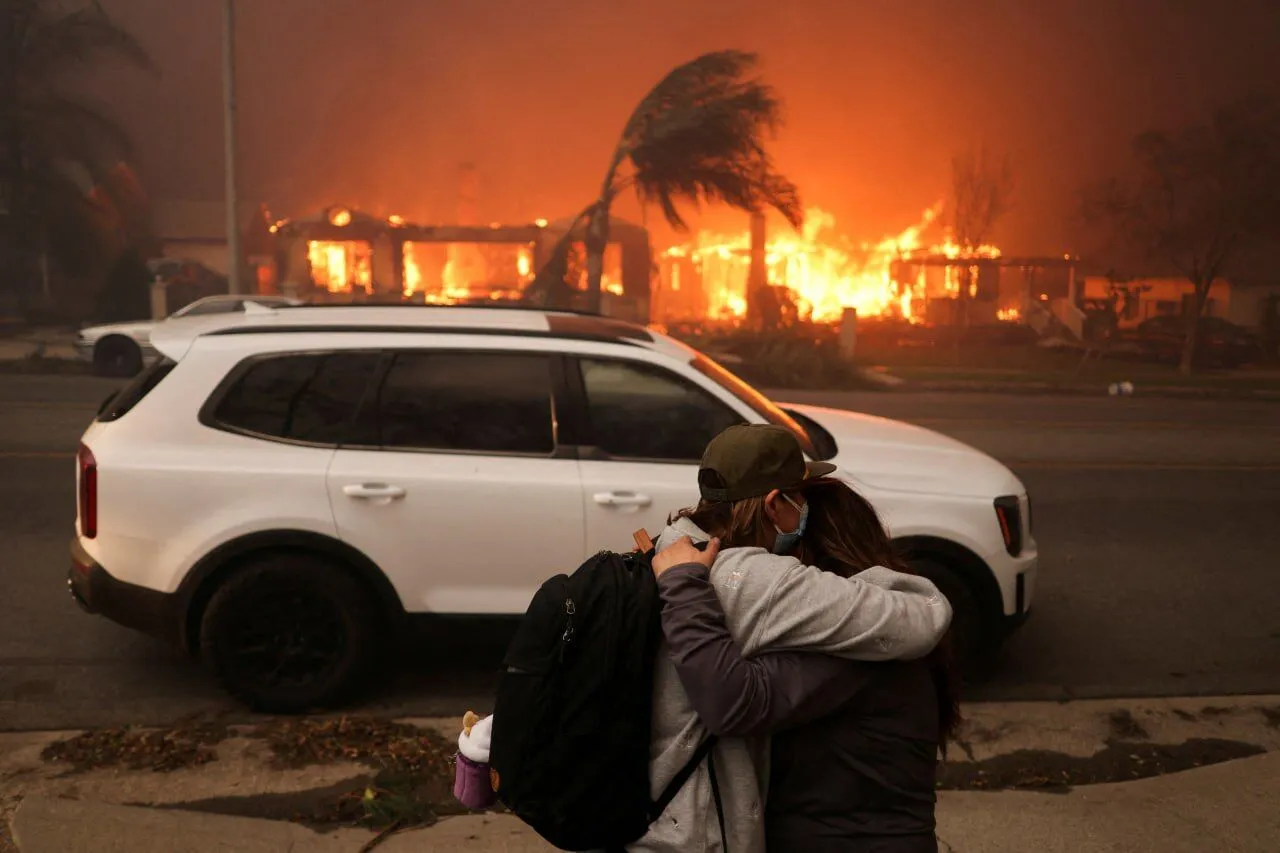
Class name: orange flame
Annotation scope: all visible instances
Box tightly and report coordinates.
[662,204,1001,324]
[401,240,537,302]
[307,240,371,293]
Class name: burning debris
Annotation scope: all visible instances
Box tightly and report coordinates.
[656,203,1002,327]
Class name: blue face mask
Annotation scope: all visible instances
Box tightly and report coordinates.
[772,495,809,555]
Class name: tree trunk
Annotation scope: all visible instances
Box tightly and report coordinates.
[1178,279,1211,376]
[3,133,37,322]
[952,268,970,364]
[584,203,610,315]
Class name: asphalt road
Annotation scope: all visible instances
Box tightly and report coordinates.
[2,374,1278,730]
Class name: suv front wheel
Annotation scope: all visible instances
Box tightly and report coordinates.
[198,553,381,713]
[909,558,982,665]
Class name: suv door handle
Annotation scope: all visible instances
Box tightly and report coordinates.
[342,483,407,502]
[593,491,652,508]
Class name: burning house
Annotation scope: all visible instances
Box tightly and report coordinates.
[653,203,1083,337]
[247,206,655,324]
[236,196,1084,340]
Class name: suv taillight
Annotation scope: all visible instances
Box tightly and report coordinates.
[994,496,1022,556]
[78,443,97,539]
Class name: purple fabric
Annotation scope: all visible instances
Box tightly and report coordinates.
[453,752,497,810]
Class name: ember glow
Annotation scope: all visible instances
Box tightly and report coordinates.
[402,241,536,302]
[661,204,1001,323]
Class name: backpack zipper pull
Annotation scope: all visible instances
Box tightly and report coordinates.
[559,598,576,661]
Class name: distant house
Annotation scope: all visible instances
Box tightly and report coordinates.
[1081,274,1280,355]
[150,199,234,273]
[1081,275,1280,328]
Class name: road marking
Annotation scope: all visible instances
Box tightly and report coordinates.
[0,448,74,455]
[1011,461,1280,471]
[0,401,98,409]
[912,418,1280,431]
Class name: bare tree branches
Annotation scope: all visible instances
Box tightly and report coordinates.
[950,147,1014,250]
[1080,98,1280,373]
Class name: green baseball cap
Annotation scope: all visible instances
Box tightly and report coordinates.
[698,424,837,503]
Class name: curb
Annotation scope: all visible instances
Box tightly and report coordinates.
[893,379,1280,401]
[10,798,552,853]
[9,752,1280,853]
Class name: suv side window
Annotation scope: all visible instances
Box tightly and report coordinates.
[579,358,743,462]
[211,352,380,444]
[371,351,555,454]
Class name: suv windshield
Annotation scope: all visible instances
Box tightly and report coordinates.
[688,353,821,459]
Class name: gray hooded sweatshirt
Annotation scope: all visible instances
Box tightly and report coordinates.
[631,516,952,853]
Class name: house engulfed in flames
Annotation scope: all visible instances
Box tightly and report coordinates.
[653,204,1079,331]
[250,206,653,324]
[246,203,1080,334]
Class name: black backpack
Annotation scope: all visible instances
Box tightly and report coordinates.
[488,543,724,852]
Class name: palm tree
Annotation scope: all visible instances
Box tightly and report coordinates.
[534,50,803,313]
[0,0,153,318]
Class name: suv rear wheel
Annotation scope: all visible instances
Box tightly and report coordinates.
[198,553,381,712]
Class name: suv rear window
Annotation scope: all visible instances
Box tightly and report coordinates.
[98,358,176,422]
[208,352,381,444]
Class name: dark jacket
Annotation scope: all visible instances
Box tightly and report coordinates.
[658,562,940,853]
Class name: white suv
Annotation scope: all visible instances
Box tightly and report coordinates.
[70,306,1037,711]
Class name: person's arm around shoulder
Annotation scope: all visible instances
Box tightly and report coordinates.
[653,538,872,738]
[750,552,952,661]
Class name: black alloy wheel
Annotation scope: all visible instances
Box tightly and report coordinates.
[199,554,380,713]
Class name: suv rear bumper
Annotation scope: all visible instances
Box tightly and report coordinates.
[69,539,180,644]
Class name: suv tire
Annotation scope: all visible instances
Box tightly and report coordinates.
[93,336,143,378]
[910,558,982,664]
[198,553,380,713]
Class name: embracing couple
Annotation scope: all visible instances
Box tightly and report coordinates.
[468,423,959,853]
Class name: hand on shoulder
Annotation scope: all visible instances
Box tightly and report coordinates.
[652,536,721,578]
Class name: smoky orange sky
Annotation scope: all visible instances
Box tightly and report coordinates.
[92,0,1280,253]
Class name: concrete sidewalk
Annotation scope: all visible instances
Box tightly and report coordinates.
[9,751,1279,852]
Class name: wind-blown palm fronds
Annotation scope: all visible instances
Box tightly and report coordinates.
[557,50,802,312]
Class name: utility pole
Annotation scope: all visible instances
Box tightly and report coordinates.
[748,211,767,328]
[222,0,243,294]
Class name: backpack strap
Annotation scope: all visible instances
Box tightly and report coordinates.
[707,747,728,853]
[648,734,718,822]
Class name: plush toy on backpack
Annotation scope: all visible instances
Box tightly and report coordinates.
[454,710,497,810]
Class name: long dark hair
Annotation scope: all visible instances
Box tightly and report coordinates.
[796,478,964,754]
[669,494,776,552]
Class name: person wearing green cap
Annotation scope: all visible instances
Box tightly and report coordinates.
[627,423,952,853]
[656,476,960,853]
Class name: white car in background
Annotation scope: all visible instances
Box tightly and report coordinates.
[75,295,304,377]
[69,305,1038,711]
